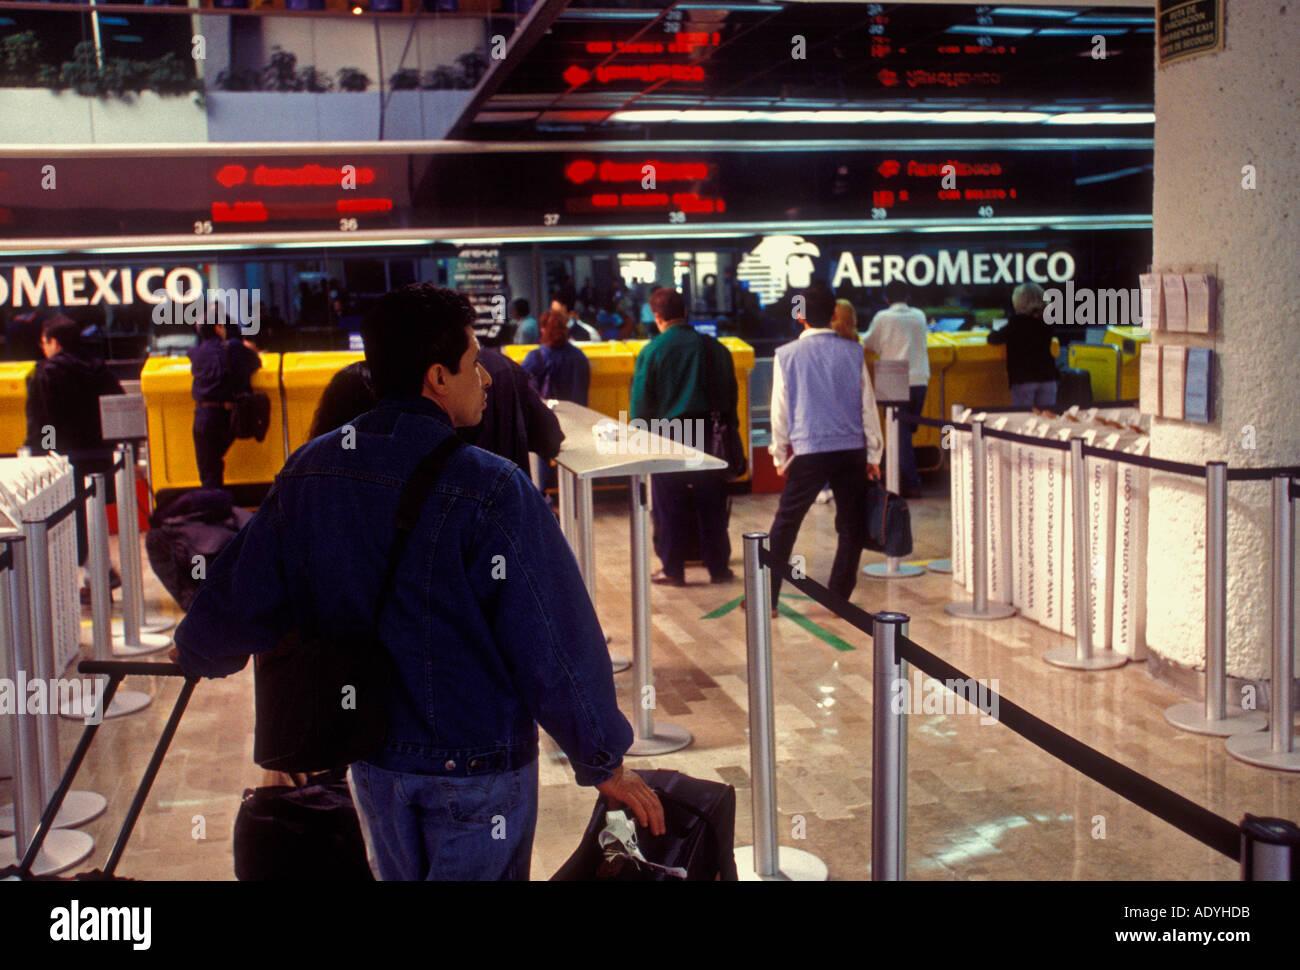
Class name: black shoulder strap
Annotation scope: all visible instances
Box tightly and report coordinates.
[373,434,465,625]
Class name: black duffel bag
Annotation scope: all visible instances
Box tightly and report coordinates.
[552,769,738,881]
[233,768,373,881]
[863,483,913,558]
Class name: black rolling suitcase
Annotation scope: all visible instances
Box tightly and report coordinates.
[551,769,739,881]
[1056,366,1093,410]
[0,660,197,881]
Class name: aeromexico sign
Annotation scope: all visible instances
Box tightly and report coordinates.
[830,248,1076,289]
[0,265,203,307]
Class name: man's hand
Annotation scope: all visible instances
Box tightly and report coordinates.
[596,765,666,836]
[866,462,881,481]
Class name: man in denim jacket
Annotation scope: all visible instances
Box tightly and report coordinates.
[175,284,663,880]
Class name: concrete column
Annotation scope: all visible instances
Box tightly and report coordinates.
[1147,4,1300,685]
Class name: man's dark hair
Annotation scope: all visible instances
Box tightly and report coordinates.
[649,287,685,322]
[550,292,572,314]
[42,315,83,356]
[309,361,378,439]
[884,280,909,304]
[512,298,529,318]
[802,280,836,328]
[361,283,475,399]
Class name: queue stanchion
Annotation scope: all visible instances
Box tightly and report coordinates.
[734,533,828,881]
[945,417,1016,619]
[111,444,172,655]
[1044,437,1125,670]
[575,472,629,672]
[626,473,690,755]
[1239,816,1300,880]
[64,472,150,720]
[1226,476,1300,771]
[864,405,923,579]
[0,534,94,874]
[872,610,909,881]
[1167,461,1266,735]
[926,403,963,575]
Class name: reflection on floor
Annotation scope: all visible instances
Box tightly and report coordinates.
[7,484,1296,881]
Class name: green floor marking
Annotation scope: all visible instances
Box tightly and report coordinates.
[701,595,855,652]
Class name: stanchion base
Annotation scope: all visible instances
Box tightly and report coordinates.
[1164,701,1268,737]
[60,689,152,721]
[113,615,175,636]
[734,845,829,882]
[926,558,952,574]
[611,654,631,673]
[627,722,692,756]
[1041,646,1128,670]
[0,789,106,835]
[1224,731,1300,772]
[863,562,925,579]
[0,829,95,877]
[945,601,1018,620]
[111,631,173,655]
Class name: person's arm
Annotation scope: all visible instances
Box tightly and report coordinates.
[861,315,882,353]
[25,366,51,453]
[173,490,294,678]
[986,319,1010,345]
[575,351,590,408]
[629,349,652,421]
[470,470,662,833]
[861,360,884,466]
[768,354,790,473]
[518,368,564,460]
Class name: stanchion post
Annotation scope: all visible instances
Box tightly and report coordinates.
[945,418,1015,618]
[1225,475,1300,770]
[1240,815,1300,880]
[926,404,964,575]
[23,518,57,800]
[1166,462,1265,734]
[734,533,828,881]
[111,444,171,654]
[2,535,40,855]
[872,611,909,881]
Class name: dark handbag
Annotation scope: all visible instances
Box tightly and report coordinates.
[551,769,739,881]
[252,435,465,774]
[863,483,913,558]
[233,768,373,881]
[230,391,272,441]
[698,332,747,478]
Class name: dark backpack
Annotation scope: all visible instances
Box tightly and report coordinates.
[145,489,252,611]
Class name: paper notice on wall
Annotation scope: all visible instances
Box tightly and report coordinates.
[1139,345,1161,417]
[1184,347,1214,423]
[1087,431,1121,651]
[1139,273,1163,331]
[1184,273,1214,334]
[1161,344,1187,420]
[1162,274,1187,332]
[1112,435,1150,659]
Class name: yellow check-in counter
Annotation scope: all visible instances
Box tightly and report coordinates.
[281,351,365,453]
[1067,327,1148,402]
[502,341,637,421]
[0,361,35,454]
[141,353,285,496]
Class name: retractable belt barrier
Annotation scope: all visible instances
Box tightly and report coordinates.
[746,543,1299,879]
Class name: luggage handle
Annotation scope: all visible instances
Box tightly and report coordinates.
[6,661,196,880]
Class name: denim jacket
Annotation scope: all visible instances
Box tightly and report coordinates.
[174,395,632,785]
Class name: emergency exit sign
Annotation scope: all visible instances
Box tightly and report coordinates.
[1158,0,1224,67]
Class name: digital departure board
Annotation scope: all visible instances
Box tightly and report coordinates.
[0,144,1151,241]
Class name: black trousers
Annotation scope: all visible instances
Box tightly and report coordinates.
[651,469,731,580]
[193,406,235,491]
[768,449,867,604]
[70,459,115,568]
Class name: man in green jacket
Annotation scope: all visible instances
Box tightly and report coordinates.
[630,287,738,586]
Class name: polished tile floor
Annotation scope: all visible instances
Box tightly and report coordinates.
[5,481,1296,880]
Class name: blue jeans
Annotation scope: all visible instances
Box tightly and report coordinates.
[350,758,539,881]
[1011,381,1057,408]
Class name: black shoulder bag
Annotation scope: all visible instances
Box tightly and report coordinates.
[220,339,272,442]
[697,332,747,479]
[253,435,465,774]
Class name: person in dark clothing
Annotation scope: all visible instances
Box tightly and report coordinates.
[464,342,564,474]
[7,311,45,361]
[521,310,591,406]
[188,320,262,490]
[987,283,1059,408]
[25,315,124,569]
[309,361,378,440]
